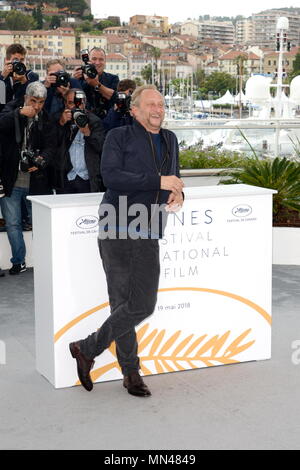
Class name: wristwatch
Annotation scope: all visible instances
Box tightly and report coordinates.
[94,84,101,92]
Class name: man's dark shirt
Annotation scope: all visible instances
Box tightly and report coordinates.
[44,77,82,115]
[81,71,119,118]
[0,70,39,112]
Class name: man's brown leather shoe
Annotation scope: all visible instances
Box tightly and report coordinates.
[123,370,151,397]
[69,342,95,392]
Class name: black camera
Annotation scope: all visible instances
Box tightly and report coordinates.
[116,92,131,114]
[71,90,89,128]
[80,49,97,79]
[20,150,46,173]
[11,59,27,76]
[50,70,70,88]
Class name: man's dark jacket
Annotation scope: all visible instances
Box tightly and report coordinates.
[100,119,181,237]
[81,71,119,118]
[0,99,56,197]
[43,78,82,115]
[54,111,105,192]
[0,70,39,112]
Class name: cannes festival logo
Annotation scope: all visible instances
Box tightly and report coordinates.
[76,215,99,230]
[232,204,252,218]
[54,287,271,387]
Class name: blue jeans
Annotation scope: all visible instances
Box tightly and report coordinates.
[0,187,31,265]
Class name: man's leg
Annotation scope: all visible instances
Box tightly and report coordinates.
[0,187,27,267]
[71,238,160,393]
[80,238,160,367]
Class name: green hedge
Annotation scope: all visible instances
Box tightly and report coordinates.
[179,149,244,169]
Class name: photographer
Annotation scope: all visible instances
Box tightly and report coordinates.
[0,82,56,275]
[54,88,105,194]
[102,79,136,132]
[73,47,119,119]
[0,44,39,112]
[44,59,82,115]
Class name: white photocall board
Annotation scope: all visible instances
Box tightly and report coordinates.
[28,184,275,389]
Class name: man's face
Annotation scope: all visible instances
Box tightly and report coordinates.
[131,89,165,133]
[65,92,85,111]
[6,53,25,64]
[47,63,64,75]
[89,50,105,75]
[25,95,45,115]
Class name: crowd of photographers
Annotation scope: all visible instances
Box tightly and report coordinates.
[0,43,136,276]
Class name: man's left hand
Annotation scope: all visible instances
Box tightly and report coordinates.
[79,124,91,137]
[13,73,27,84]
[165,191,184,212]
[85,77,100,89]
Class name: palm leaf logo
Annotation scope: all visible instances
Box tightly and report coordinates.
[85,323,255,384]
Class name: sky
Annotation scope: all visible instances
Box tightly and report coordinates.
[91,1,298,23]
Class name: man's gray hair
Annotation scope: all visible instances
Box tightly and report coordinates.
[25,81,47,99]
[131,85,161,107]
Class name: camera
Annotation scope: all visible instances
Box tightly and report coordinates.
[20,150,46,173]
[80,49,97,79]
[50,70,70,88]
[71,90,89,128]
[11,59,27,76]
[116,92,131,114]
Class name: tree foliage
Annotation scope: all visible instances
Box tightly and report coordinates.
[5,10,37,30]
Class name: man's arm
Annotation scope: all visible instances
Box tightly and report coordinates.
[82,115,105,153]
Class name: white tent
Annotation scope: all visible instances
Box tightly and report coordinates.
[234,91,248,104]
[213,90,235,105]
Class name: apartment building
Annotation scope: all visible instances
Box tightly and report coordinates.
[141,36,173,50]
[235,18,254,44]
[128,52,150,80]
[198,21,234,45]
[218,50,261,76]
[0,29,76,57]
[252,9,300,48]
[180,20,234,44]
[130,15,169,34]
[263,47,299,76]
[80,34,107,52]
[106,53,128,80]
[103,26,129,36]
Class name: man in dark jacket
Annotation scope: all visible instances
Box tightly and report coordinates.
[102,79,136,133]
[0,43,39,112]
[0,82,56,274]
[70,85,184,397]
[54,88,105,193]
[43,59,82,116]
[73,48,119,119]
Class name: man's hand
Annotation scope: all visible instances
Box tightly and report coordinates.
[79,124,91,137]
[44,73,57,88]
[165,191,184,212]
[13,73,27,84]
[59,109,72,126]
[160,175,184,194]
[72,67,83,80]
[85,76,100,89]
[28,166,39,173]
[57,84,70,97]
[19,106,37,118]
[2,62,13,79]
